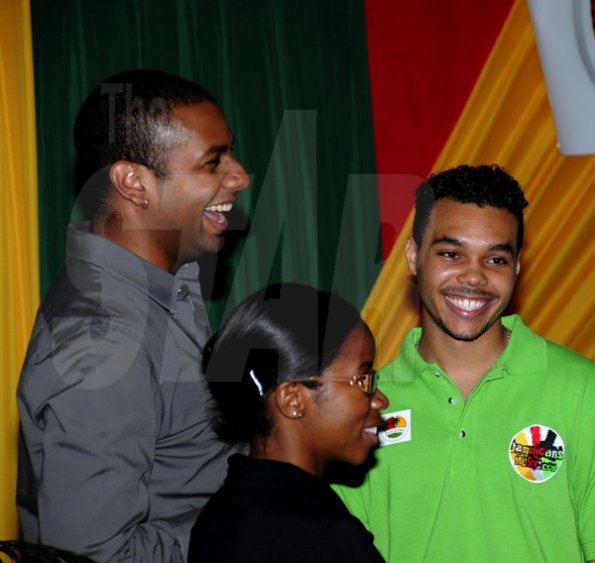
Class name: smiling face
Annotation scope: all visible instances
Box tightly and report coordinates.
[407,198,520,342]
[304,324,389,475]
[147,102,249,269]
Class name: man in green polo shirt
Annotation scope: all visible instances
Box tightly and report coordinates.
[334,164,595,562]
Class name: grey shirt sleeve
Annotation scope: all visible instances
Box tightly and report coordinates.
[18,321,230,562]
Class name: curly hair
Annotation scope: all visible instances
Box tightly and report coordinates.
[412,164,529,252]
[73,69,216,216]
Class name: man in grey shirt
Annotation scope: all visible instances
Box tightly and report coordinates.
[17,69,250,561]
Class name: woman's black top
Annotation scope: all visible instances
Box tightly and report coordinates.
[188,454,385,562]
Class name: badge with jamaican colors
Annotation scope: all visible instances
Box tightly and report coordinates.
[509,424,565,483]
[379,409,411,446]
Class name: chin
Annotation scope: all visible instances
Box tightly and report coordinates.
[438,317,495,342]
[347,448,373,467]
[210,236,226,253]
[449,328,486,342]
[196,239,225,257]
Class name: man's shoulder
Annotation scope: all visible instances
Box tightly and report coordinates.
[541,338,595,377]
[20,257,165,388]
[17,264,164,414]
[38,256,163,344]
[510,315,594,373]
[377,326,419,376]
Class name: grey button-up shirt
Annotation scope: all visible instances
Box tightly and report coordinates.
[17,223,236,562]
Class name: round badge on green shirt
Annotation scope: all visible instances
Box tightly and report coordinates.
[509,424,565,483]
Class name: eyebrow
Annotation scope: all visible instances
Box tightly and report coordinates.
[202,144,229,157]
[431,236,515,255]
[488,243,515,254]
[431,236,463,247]
[202,135,236,157]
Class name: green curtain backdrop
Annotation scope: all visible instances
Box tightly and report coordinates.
[31,0,381,328]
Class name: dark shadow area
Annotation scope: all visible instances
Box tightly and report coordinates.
[199,206,249,303]
[74,158,93,221]
[324,448,379,488]
[406,274,420,313]
[504,294,522,316]
[0,540,95,562]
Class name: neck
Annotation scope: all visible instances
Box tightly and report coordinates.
[251,427,324,478]
[92,210,178,273]
[417,320,510,399]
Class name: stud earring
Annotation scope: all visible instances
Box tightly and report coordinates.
[142,199,149,209]
[292,410,302,418]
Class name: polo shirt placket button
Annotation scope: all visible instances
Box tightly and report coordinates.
[459,430,466,438]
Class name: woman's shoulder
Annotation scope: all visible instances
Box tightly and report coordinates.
[189,457,384,562]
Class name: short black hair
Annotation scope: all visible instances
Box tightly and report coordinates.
[412,164,529,252]
[73,69,216,215]
[203,283,369,444]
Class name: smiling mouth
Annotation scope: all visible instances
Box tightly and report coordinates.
[204,203,233,225]
[363,425,380,446]
[444,295,488,312]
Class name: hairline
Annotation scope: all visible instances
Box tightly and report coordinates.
[414,196,523,257]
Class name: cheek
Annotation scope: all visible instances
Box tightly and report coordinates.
[493,270,517,291]
[418,263,448,290]
[344,395,372,424]
[196,176,221,195]
[320,393,368,427]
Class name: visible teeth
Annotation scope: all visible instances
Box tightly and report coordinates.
[205,203,232,213]
[364,427,378,435]
[445,296,486,311]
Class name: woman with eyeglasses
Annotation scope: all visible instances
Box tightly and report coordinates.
[187,283,388,562]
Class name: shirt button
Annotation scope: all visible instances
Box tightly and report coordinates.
[459,430,466,438]
[177,285,190,300]
[433,371,440,377]
[448,397,456,405]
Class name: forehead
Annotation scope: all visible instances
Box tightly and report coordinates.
[425,199,518,247]
[327,324,375,373]
[167,102,232,151]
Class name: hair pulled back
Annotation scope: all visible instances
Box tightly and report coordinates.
[203,283,367,443]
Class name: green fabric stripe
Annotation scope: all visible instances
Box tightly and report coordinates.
[31,0,380,328]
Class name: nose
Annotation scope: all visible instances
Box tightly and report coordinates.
[456,260,488,287]
[222,156,250,191]
[370,388,389,410]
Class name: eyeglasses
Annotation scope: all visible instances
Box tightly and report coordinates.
[291,371,379,396]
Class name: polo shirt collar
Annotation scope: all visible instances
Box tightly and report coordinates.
[498,314,547,373]
[386,314,547,383]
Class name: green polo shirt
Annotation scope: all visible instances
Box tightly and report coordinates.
[334,315,595,562]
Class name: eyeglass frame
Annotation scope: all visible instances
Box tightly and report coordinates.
[290,371,379,396]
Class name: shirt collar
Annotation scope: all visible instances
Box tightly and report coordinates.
[66,222,200,311]
[384,315,547,383]
[498,314,547,374]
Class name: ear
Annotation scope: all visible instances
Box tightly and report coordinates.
[405,236,418,276]
[273,381,306,420]
[515,250,522,277]
[109,161,149,208]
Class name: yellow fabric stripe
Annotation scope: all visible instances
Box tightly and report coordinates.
[364,0,595,367]
[0,0,40,539]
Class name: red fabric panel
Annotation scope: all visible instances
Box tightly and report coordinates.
[364,0,515,257]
